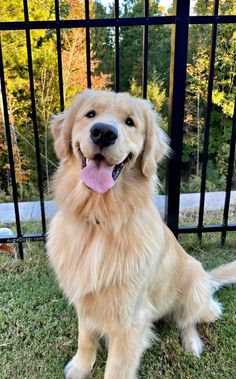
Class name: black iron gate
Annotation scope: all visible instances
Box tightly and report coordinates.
[0,0,235,258]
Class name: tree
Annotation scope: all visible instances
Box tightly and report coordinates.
[130,76,166,113]
[182,0,236,190]
[0,0,111,201]
[0,0,235,201]
[92,0,171,95]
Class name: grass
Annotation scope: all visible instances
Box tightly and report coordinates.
[0,231,236,379]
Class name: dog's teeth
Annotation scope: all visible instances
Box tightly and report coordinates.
[112,158,129,180]
[81,154,87,169]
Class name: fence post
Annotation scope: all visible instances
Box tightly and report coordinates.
[0,39,24,259]
[197,0,219,239]
[165,0,190,236]
[221,95,236,245]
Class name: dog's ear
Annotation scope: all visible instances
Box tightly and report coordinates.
[50,90,89,160]
[50,110,72,160]
[141,101,170,178]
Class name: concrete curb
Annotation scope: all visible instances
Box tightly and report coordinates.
[0,191,235,224]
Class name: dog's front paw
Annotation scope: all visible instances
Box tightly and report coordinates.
[64,357,90,379]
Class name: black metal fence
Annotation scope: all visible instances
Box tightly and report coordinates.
[0,0,235,258]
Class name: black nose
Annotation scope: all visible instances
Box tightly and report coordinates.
[90,123,118,149]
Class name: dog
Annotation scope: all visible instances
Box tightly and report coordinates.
[47,90,236,379]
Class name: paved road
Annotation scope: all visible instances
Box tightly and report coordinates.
[0,191,235,224]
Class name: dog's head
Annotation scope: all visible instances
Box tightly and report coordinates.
[51,90,169,194]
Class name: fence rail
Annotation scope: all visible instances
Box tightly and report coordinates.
[0,0,235,258]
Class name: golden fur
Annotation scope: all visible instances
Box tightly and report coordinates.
[47,90,236,379]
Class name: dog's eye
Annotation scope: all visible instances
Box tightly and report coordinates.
[86,110,96,118]
[125,117,135,127]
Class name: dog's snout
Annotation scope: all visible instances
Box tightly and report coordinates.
[90,123,118,149]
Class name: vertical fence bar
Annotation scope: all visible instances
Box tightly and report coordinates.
[221,95,236,245]
[23,0,46,236]
[142,0,149,99]
[197,0,219,239]
[85,0,92,89]
[0,39,24,259]
[0,2,235,245]
[114,0,120,92]
[165,0,190,236]
[55,0,64,112]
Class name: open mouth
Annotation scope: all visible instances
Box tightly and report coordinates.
[80,151,132,193]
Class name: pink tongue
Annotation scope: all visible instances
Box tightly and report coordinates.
[80,159,115,193]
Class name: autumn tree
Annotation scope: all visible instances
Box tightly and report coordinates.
[183,0,236,190]
[0,0,235,201]
[0,0,111,201]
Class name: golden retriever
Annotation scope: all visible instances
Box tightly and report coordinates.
[47,90,236,379]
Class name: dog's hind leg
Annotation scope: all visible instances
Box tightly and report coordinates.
[176,296,222,357]
[178,323,203,357]
[200,297,222,323]
[177,297,222,357]
[174,260,219,357]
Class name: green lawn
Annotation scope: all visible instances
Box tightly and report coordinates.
[0,233,236,379]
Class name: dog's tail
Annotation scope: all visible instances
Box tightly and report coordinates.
[209,260,236,290]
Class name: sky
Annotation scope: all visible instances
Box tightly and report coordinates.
[99,0,196,15]
[159,0,173,9]
[100,0,174,10]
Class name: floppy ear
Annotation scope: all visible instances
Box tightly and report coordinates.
[50,91,89,160]
[50,111,72,160]
[141,102,170,178]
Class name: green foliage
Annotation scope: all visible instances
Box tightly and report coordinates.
[130,76,167,112]
[181,175,216,194]
[216,143,231,182]
[0,0,235,201]
[182,0,236,191]
[0,0,110,201]
[0,0,24,21]
[93,0,171,92]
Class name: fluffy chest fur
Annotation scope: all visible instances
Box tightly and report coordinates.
[47,203,165,305]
